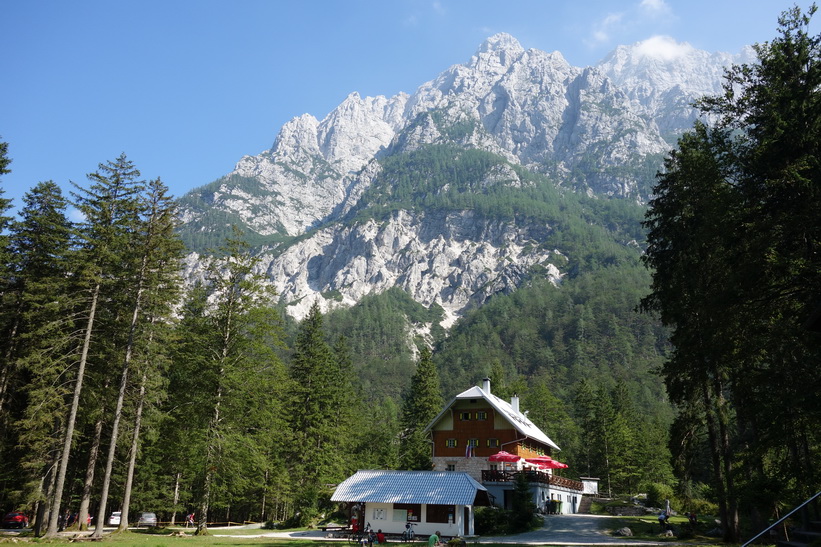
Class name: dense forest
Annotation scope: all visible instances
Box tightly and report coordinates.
[0,6,819,543]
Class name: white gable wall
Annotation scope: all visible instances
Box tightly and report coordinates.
[362,502,473,537]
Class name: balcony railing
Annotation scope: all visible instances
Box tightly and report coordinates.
[481,469,583,491]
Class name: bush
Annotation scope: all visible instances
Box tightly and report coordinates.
[685,498,718,517]
[474,506,510,535]
[474,505,541,535]
[645,483,675,509]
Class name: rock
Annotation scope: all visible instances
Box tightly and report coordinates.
[615,527,633,536]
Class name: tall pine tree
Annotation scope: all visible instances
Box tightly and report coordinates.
[399,347,443,470]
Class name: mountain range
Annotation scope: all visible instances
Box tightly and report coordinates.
[176,33,753,327]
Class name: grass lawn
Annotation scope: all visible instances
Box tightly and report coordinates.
[599,514,721,543]
[0,532,522,547]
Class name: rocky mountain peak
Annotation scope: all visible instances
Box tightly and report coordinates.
[178,32,754,322]
[468,32,525,75]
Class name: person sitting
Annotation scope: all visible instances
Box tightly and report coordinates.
[428,530,441,547]
[376,530,386,544]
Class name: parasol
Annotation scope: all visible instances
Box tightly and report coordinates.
[488,450,523,463]
[526,456,569,469]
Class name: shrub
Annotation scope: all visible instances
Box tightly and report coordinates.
[684,498,718,518]
[645,483,675,509]
[474,506,510,535]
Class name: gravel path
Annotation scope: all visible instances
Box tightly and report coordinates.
[221,514,676,545]
[476,514,668,545]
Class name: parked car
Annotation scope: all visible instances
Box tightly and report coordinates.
[2,512,29,529]
[136,512,157,527]
[108,511,121,526]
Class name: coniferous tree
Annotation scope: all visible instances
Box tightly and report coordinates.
[167,229,285,534]
[93,177,183,536]
[399,347,443,470]
[2,181,73,528]
[46,154,144,537]
[510,472,537,533]
[287,303,353,520]
[0,140,15,423]
[642,6,821,540]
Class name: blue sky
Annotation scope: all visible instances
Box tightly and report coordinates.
[1,0,813,211]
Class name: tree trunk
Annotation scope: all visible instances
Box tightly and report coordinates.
[46,282,100,538]
[119,370,147,531]
[196,379,223,536]
[702,383,729,539]
[714,377,739,542]
[78,417,104,530]
[93,252,149,538]
[196,303,233,536]
[171,472,181,527]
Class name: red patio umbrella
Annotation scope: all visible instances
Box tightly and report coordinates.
[538,460,569,469]
[488,450,523,463]
[526,456,569,469]
[524,456,554,465]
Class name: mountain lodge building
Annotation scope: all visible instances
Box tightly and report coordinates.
[331,378,585,535]
[425,377,584,513]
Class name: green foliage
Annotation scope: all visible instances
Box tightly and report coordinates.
[287,303,357,505]
[474,506,510,535]
[510,472,538,532]
[399,347,444,470]
[325,287,445,400]
[645,483,675,509]
[642,6,821,541]
[474,476,540,535]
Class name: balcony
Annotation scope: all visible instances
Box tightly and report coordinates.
[481,469,583,491]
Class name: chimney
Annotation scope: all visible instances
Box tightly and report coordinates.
[482,377,491,394]
[511,394,519,413]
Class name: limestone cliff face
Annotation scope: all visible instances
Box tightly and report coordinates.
[256,209,563,325]
[178,33,750,322]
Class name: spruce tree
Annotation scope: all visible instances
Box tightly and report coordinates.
[166,229,286,535]
[287,303,353,520]
[399,347,443,470]
[46,154,145,537]
[93,177,183,536]
[2,181,73,530]
[642,6,821,540]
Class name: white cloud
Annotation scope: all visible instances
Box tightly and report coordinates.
[588,12,625,46]
[586,0,676,50]
[634,35,694,61]
[639,0,671,15]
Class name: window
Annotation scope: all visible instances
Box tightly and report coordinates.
[468,438,479,447]
[459,412,471,420]
[426,505,456,524]
[446,463,456,471]
[393,503,421,522]
[490,464,498,471]
[476,411,488,420]
[486,438,500,447]
[446,438,457,448]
